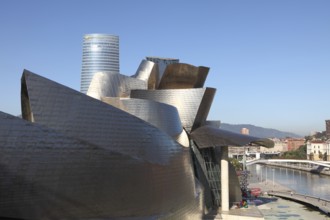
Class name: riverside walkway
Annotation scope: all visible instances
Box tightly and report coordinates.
[267,190,330,215]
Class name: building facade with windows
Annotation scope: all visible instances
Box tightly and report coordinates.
[287,138,305,151]
[306,140,330,161]
[80,34,119,93]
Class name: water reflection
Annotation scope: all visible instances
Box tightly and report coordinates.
[248,164,330,200]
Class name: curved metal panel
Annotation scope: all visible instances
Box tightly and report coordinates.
[21,70,169,164]
[191,125,274,148]
[101,97,190,147]
[131,59,159,89]
[87,71,147,99]
[175,129,190,148]
[0,111,202,219]
[101,97,183,137]
[192,88,216,131]
[158,63,209,89]
[131,88,216,132]
[146,57,179,87]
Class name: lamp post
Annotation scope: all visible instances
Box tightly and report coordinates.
[243,146,246,171]
[265,167,268,185]
[272,168,275,188]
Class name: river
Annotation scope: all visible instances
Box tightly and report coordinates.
[247,164,330,201]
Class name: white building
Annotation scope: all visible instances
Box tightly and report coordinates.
[306,140,329,161]
[260,138,287,153]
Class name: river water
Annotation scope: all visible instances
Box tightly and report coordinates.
[248,164,330,200]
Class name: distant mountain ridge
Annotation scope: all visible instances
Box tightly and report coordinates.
[220,123,302,139]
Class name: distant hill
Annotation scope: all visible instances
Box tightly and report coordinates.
[220,123,302,139]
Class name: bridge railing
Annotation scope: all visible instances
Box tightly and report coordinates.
[247,159,330,168]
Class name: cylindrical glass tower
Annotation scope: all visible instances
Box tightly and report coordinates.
[80,34,119,94]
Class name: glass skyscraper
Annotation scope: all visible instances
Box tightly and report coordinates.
[80,34,119,94]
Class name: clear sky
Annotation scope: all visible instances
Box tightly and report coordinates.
[1,0,329,136]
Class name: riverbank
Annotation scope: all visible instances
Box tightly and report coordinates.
[249,179,292,194]
[248,180,330,219]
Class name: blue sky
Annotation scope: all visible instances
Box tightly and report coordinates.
[1,0,329,136]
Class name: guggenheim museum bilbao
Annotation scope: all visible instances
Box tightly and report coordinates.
[0,34,273,220]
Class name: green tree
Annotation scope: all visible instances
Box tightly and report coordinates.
[319,151,323,160]
[229,158,243,171]
[279,145,307,159]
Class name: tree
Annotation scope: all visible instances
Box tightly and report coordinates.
[229,158,243,171]
[279,145,307,159]
[319,151,323,160]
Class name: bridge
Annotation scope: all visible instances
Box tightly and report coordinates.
[246,159,330,174]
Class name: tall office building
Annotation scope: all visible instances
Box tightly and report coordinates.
[80,34,119,93]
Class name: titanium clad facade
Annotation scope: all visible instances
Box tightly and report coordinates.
[132,60,159,89]
[100,97,183,137]
[101,97,190,147]
[0,111,202,219]
[146,57,179,87]
[22,70,176,164]
[158,63,209,89]
[190,125,275,149]
[131,88,216,132]
[87,71,147,99]
[80,34,119,94]
[0,54,274,218]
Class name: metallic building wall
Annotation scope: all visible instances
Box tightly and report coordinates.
[157,63,209,89]
[101,97,190,147]
[80,34,119,94]
[101,97,183,137]
[15,70,205,219]
[145,57,179,87]
[22,70,171,164]
[191,125,275,149]
[0,52,273,220]
[132,59,159,89]
[86,71,147,99]
[0,111,202,219]
[131,88,216,132]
